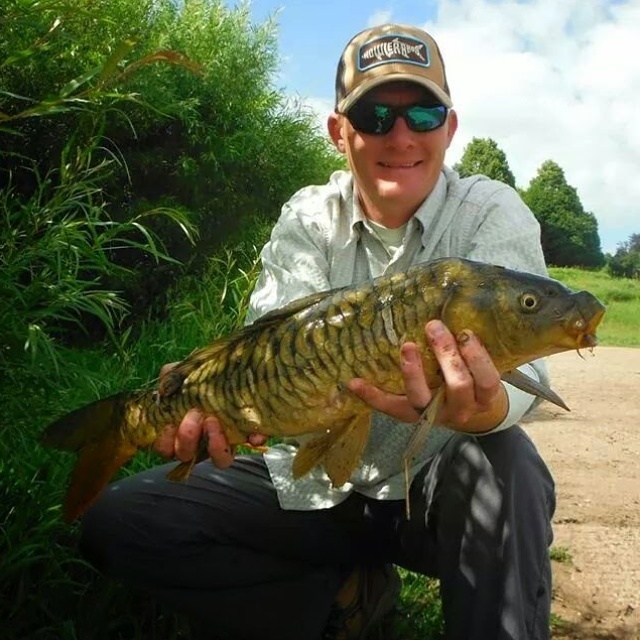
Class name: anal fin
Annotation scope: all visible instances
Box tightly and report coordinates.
[166,457,197,482]
[292,413,372,488]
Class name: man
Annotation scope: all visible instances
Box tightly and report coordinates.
[80,24,555,640]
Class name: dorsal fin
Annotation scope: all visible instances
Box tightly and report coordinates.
[256,287,340,323]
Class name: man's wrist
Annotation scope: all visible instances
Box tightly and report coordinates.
[474,364,539,436]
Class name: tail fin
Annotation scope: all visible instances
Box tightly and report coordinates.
[42,393,131,451]
[42,393,139,522]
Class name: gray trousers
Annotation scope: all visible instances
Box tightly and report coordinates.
[79,425,555,640]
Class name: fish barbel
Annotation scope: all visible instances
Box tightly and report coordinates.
[43,258,606,522]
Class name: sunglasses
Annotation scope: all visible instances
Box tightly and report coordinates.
[345,102,448,135]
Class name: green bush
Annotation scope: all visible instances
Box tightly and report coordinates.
[1,0,342,329]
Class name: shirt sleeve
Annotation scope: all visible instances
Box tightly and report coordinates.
[464,184,548,278]
[462,183,550,432]
[245,195,333,325]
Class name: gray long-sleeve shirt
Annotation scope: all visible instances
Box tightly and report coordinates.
[246,166,549,510]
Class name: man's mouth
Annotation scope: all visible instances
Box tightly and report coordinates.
[379,161,422,169]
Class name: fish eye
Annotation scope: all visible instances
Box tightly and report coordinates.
[520,292,539,312]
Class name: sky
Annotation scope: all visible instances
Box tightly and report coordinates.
[229,0,639,254]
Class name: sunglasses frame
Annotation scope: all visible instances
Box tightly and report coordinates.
[344,102,449,135]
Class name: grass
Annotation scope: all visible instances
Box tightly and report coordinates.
[394,570,444,638]
[1,262,637,639]
[550,612,570,633]
[550,545,573,564]
[549,266,640,347]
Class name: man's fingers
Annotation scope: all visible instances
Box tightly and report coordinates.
[154,424,178,459]
[173,409,205,462]
[456,329,501,410]
[347,378,424,423]
[159,361,180,380]
[203,416,235,468]
[426,320,475,423]
[248,432,268,447]
[400,342,432,412]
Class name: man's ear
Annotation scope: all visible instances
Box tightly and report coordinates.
[328,112,346,154]
[445,109,458,148]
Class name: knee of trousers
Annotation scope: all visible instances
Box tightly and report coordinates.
[76,475,156,577]
[421,428,556,528]
[474,425,556,508]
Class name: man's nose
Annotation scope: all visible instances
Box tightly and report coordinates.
[385,114,415,145]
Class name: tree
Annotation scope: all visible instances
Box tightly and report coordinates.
[453,137,516,187]
[521,160,604,268]
[608,233,640,279]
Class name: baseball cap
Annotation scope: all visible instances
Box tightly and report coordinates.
[335,24,452,113]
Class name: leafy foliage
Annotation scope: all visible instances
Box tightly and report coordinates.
[1,0,343,347]
[0,229,266,639]
[1,0,203,369]
[0,159,195,371]
[452,137,516,187]
[521,160,604,268]
[607,233,640,279]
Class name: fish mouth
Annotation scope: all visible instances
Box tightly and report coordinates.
[567,293,606,352]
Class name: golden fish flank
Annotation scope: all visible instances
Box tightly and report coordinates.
[42,257,606,522]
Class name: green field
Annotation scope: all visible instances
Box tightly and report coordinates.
[549,266,640,347]
[0,263,638,639]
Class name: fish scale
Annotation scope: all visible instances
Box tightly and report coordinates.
[42,257,606,522]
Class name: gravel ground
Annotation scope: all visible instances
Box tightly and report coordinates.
[522,347,640,640]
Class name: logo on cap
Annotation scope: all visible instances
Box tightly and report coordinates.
[358,34,430,71]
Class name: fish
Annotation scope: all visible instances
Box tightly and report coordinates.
[42,257,606,522]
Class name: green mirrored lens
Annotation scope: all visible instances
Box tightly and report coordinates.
[371,104,394,134]
[405,106,447,131]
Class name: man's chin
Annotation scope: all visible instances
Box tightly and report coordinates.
[374,180,425,203]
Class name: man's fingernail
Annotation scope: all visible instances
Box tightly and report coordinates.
[427,320,444,337]
[402,349,418,365]
[456,329,472,344]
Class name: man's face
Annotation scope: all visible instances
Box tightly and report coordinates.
[329,82,458,224]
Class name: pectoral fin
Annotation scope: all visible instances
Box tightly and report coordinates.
[403,387,444,467]
[292,413,372,488]
[402,386,445,520]
[501,369,569,411]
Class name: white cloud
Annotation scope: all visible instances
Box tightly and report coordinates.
[425,0,640,252]
[367,10,394,27]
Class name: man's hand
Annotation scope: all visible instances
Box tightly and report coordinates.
[347,319,509,433]
[153,363,267,468]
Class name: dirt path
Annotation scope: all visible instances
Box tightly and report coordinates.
[522,346,640,639]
